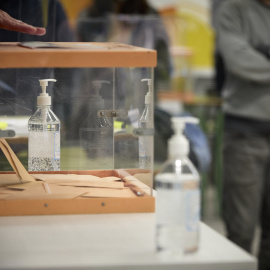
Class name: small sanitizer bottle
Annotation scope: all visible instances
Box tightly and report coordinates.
[28,79,60,171]
[155,116,201,253]
[138,78,153,169]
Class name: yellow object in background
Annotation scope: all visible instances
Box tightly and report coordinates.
[0,122,8,130]
[59,0,93,28]
[114,121,123,131]
[177,10,214,69]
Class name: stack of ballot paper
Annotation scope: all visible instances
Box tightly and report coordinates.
[0,173,150,200]
[0,138,150,201]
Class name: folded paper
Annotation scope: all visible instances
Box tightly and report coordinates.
[54,181,124,189]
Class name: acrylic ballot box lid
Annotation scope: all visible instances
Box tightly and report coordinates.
[0,42,157,68]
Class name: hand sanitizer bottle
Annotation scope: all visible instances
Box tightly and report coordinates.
[79,80,113,169]
[138,78,153,169]
[155,116,201,253]
[28,79,60,171]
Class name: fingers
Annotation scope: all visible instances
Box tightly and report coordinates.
[0,10,46,36]
[13,20,46,36]
[34,27,46,36]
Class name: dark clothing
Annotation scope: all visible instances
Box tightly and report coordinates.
[223,131,270,256]
[0,0,73,42]
[225,114,270,134]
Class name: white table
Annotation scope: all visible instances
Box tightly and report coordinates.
[0,213,257,270]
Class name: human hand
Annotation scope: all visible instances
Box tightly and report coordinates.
[0,9,46,35]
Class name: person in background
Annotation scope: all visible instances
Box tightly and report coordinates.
[216,0,270,269]
[77,0,172,94]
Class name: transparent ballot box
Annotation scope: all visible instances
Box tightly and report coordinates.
[0,42,156,215]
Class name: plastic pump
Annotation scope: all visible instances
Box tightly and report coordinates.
[38,79,57,106]
[169,116,199,158]
[141,78,152,105]
[91,80,110,108]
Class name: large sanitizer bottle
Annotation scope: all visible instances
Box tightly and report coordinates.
[155,117,201,253]
[28,79,60,171]
[138,78,153,169]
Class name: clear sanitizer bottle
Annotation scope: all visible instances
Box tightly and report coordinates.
[28,79,60,171]
[155,116,201,253]
[79,80,113,169]
[138,78,153,169]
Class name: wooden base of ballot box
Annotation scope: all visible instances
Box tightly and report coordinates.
[0,169,155,216]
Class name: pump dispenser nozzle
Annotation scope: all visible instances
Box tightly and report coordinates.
[141,78,152,105]
[169,116,199,158]
[38,79,57,106]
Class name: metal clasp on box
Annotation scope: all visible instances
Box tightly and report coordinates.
[98,110,128,118]
[133,128,155,137]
